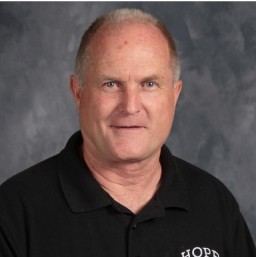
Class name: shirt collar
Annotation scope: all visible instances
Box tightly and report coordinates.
[58,131,190,213]
[157,145,191,211]
[58,131,112,213]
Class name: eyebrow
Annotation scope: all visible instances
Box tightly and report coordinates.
[98,75,122,82]
[140,75,162,81]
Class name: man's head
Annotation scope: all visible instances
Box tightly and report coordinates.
[70,8,182,164]
[75,8,181,86]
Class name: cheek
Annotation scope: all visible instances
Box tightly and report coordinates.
[78,93,99,124]
[80,92,119,122]
[159,101,174,123]
[150,94,174,117]
[150,96,175,135]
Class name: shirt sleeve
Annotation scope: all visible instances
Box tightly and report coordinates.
[233,210,256,257]
[225,193,256,257]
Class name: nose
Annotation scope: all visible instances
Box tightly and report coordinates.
[120,85,142,115]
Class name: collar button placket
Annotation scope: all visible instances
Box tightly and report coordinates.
[128,219,142,257]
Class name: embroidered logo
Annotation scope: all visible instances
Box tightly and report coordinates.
[181,247,220,257]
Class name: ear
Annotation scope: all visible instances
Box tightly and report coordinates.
[173,80,182,104]
[69,75,82,111]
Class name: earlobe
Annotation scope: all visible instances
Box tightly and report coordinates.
[69,75,81,109]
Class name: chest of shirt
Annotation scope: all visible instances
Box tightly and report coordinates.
[23,206,225,257]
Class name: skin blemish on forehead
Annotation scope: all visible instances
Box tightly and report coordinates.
[117,40,129,50]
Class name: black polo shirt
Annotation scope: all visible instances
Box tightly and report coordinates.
[0,131,255,257]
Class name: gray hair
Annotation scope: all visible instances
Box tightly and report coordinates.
[75,8,181,86]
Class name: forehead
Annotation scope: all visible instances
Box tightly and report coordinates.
[88,22,171,65]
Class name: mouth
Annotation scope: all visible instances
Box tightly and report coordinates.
[110,125,145,130]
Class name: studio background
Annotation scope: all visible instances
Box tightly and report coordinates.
[1,2,255,242]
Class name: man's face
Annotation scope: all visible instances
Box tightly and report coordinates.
[71,23,182,164]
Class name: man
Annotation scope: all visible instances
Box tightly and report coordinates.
[0,8,255,257]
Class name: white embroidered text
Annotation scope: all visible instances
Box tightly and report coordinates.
[181,247,220,257]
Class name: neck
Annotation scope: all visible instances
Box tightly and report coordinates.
[82,146,162,214]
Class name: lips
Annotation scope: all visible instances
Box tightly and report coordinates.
[110,125,146,130]
[111,125,145,128]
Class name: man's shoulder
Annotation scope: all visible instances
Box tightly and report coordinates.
[162,146,226,190]
[172,155,237,204]
[0,154,60,201]
[173,155,223,183]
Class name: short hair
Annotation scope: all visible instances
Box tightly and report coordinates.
[75,8,181,85]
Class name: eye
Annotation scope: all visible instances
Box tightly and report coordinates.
[103,81,118,88]
[142,81,159,89]
[101,81,121,92]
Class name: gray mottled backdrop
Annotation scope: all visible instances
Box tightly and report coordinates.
[0,2,255,241]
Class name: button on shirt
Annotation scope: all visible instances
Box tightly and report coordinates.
[0,131,255,257]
